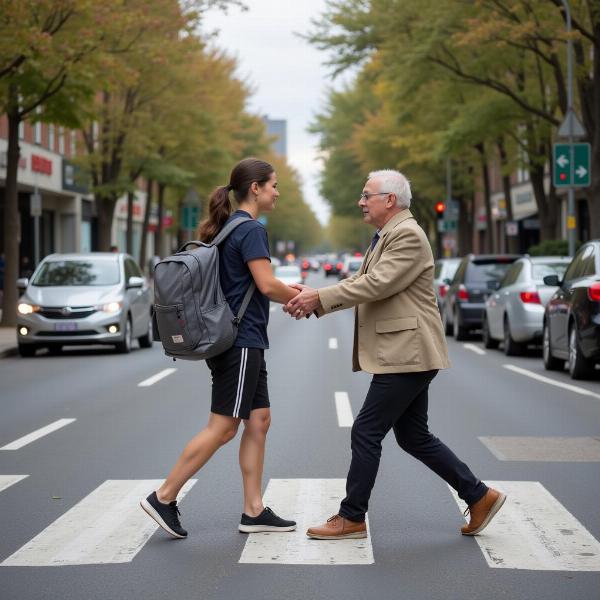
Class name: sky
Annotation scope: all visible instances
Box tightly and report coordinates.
[200,0,344,226]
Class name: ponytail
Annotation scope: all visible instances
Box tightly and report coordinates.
[197,186,232,242]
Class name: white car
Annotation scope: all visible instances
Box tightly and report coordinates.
[16,252,153,356]
[483,256,570,355]
[274,265,304,286]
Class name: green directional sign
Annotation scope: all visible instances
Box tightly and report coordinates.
[553,143,591,188]
[181,205,200,230]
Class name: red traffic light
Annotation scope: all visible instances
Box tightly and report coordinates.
[435,201,445,214]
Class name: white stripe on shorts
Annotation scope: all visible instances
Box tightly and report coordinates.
[233,348,248,418]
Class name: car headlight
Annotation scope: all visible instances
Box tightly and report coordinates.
[17,303,40,315]
[101,301,123,313]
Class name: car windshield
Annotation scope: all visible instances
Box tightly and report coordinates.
[533,263,568,282]
[32,259,121,286]
[466,262,513,283]
[275,266,300,277]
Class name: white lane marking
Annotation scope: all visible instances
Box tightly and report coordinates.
[503,365,600,400]
[449,481,600,571]
[0,419,76,451]
[328,337,338,349]
[0,475,29,493]
[137,368,177,387]
[463,343,486,356]
[239,479,373,565]
[1,479,196,566]
[335,392,354,427]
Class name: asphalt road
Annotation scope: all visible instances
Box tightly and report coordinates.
[1,272,599,600]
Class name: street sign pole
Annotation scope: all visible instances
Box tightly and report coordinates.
[563,0,576,257]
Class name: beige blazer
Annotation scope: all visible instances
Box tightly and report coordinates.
[317,209,450,374]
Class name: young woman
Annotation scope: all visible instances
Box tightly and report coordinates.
[141,158,300,538]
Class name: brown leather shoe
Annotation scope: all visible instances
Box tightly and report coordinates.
[461,488,506,536]
[307,514,367,540]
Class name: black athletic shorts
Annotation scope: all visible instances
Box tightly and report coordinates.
[206,346,270,420]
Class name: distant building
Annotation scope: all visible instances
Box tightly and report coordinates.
[263,117,287,157]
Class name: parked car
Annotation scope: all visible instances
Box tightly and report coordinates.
[433,258,461,311]
[16,252,153,357]
[542,240,600,379]
[323,255,343,277]
[274,265,304,286]
[339,256,363,280]
[442,254,520,340]
[482,256,570,355]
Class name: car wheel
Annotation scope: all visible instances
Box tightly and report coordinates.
[482,315,499,349]
[503,317,524,356]
[568,324,594,380]
[138,313,154,349]
[18,343,37,357]
[543,321,564,371]
[115,317,133,354]
[453,308,468,341]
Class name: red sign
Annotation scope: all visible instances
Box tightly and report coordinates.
[31,154,53,175]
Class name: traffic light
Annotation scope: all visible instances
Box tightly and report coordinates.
[435,201,445,219]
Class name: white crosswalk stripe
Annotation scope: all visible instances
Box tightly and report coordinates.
[449,481,600,571]
[239,479,373,565]
[1,479,196,567]
[328,337,338,349]
[0,475,28,494]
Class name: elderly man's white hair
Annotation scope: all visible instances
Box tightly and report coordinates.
[368,169,412,209]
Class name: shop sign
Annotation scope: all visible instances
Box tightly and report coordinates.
[31,154,53,175]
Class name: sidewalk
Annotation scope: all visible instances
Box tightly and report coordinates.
[0,326,17,357]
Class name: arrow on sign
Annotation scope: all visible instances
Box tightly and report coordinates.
[576,166,588,178]
[556,155,569,168]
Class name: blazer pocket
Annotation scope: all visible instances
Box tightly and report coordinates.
[375,316,419,366]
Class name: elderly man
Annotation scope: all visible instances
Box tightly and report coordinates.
[285,170,505,540]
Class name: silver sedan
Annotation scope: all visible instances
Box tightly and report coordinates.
[483,256,570,355]
[16,252,153,356]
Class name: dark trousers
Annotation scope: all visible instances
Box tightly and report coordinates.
[339,370,487,523]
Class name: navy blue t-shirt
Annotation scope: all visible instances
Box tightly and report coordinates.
[219,210,270,349]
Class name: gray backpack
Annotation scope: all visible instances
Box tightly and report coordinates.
[152,217,256,361]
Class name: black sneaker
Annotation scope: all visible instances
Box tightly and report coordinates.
[140,491,188,539]
[238,507,296,533]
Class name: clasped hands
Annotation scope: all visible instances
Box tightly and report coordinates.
[283,284,321,320]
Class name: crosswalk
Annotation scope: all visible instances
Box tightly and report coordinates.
[1,347,599,572]
[1,474,599,570]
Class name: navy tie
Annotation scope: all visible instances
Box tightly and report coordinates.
[370,232,380,250]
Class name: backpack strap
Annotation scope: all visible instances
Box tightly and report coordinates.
[175,217,253,253]
[210,216,254,246]
[233,280,257,325]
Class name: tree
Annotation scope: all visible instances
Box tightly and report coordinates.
[0,0,115,326]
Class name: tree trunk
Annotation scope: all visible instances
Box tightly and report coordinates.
[96,194,118,251]
[529,160,558,242]
[155,182,165,258]
[139,179,153,270]
[476,143,496,253]
[1,99,22,327]
[126,190,134,255]
[496,139,519,254]
[455,194,472,256]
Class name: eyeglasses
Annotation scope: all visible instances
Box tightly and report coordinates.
[360,191,391,201]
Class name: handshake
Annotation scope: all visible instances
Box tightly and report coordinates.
[282,284,322,320]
